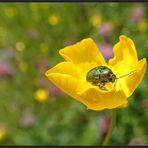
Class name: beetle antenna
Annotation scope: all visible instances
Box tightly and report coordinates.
[116,70,136,80]
[114,70,136,91]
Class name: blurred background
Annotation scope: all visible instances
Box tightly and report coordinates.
[0,2,148,146]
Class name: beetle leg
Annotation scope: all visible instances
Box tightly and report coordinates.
[92,81,108,91]
[97,83,108,91]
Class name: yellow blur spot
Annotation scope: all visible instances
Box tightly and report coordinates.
[19,62,28,72]
[138,19,147,31]
[90,14,102,27]
[16,42,26,52]
[0,127,6,142]
[48,14,59,26]
[35,89,49,102]
[40,43,49,53]
[4,7,17,18]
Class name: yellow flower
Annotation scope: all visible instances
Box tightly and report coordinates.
[48,14,59,26]
[0,127,6,142]
[138,19,147,31]
[90,14,102,28]
[35,89,49,102]
[45,35,147,111]
[16,42,26,52]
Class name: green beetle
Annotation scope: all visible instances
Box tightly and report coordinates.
[86,66,135,91]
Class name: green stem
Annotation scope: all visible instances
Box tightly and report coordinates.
[101,109,116,146]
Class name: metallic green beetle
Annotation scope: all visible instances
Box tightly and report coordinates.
[86,66,135,91]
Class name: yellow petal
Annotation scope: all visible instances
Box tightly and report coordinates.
[107,35,147,97]
[46,73,79,99]
[108,35,138,76]
[77,87,127,111]
[119,58,147,97]
[59,38,107,83]
[45,61,80,79]
[45,61,86,103]
[59,38,106,65]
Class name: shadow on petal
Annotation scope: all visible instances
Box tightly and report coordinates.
[77,86,127,111]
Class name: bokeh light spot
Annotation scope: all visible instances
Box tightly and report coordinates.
[35,88,49,102]
[16,42,26,52]
[48,14,60,26]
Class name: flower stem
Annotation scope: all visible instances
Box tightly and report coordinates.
[101,109,116,146]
